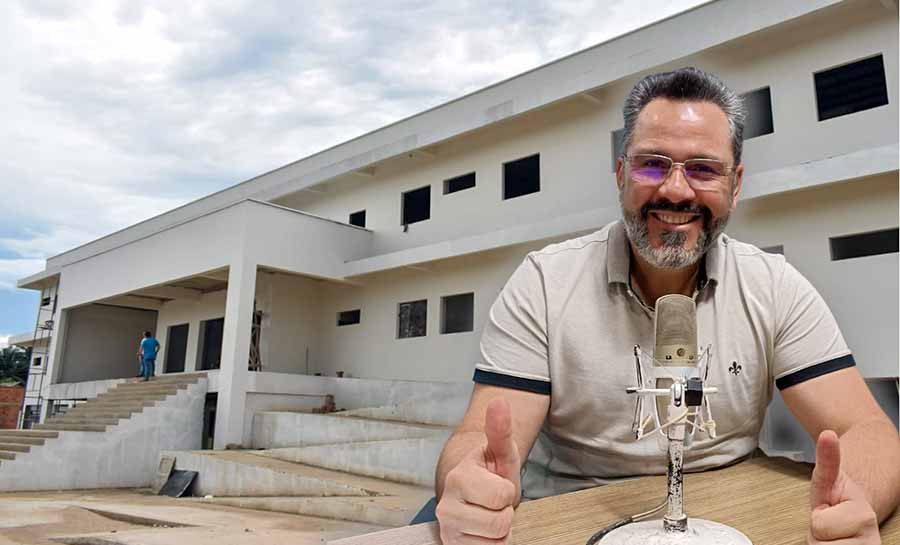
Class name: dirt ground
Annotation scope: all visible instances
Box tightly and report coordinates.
[0,488,387,545]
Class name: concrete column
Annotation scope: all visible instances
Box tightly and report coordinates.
[213,260,257,449]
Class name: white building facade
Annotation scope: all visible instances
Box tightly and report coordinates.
[15,0,899,451]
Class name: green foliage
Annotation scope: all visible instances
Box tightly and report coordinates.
[0,346,29,384]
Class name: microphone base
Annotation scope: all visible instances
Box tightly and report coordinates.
[598,518,752,544]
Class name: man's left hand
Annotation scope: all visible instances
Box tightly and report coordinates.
[808,430,880,544]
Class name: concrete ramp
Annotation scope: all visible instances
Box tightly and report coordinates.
[257,434,451,487]
[200,495,427,527]
[251,411,449,449]
[167,450,433,526]
[0,375,206,491]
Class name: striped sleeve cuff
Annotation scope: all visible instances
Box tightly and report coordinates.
[775,354,856,390]
[473,369,551,395]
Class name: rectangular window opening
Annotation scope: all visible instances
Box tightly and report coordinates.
[444,172,476,194]
[742,87,774,139]
[165,323,189,374]
[441,292,474,334]
[402,186,431,225]
[815,54,889,121]
[349,210,366,228]
[397,299,427,338]
[197,317,225,371]
[337,309,361,326]
[611,128,625,172]
[33,357,42,367]
[41,297,51,307]
[503,154,540,200]
[829,228,898,261]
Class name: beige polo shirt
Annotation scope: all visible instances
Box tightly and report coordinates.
[474,220,854,500]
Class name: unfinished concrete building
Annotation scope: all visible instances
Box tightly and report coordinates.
[5,0,898,509]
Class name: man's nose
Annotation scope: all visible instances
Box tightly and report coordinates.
[656,164,696,203]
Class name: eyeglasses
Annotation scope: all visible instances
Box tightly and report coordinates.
[625,153,733,191]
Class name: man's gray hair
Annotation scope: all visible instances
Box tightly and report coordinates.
[621,67,747,165]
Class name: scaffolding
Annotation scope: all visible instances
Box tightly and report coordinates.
[20,280,58,428]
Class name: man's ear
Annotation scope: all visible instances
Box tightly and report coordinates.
[730,163,744,210]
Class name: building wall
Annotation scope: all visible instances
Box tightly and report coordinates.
[0,386,25,429]
[727,173,898,379]
[155,290,228,374]
[255,271,323,375]
[59,304,159,383]
[312,239,566,382]
[271,1,897,259]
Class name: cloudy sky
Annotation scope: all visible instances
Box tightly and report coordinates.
[0,0,706,345]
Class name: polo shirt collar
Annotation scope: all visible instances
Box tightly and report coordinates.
[606,219,725,289]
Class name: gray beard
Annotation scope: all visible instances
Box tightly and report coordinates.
[620,198,729,270]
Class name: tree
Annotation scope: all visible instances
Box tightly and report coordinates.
[0,346,29,384]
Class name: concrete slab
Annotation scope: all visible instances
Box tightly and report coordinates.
[0,488,387,545]
[165,450,430,498]
[251,412,449,449]
[199,495,430,527]
[258,435,450,487]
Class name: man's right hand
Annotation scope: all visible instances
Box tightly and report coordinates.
[436,397,521,544]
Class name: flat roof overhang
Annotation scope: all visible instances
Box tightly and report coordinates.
[16,269,60,291]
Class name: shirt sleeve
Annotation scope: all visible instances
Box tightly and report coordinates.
[474,253,551,395]
[772,261,855,390]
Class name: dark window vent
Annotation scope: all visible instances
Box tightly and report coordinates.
[349,210,366,228]
[397,299,427,338]
[503,154,540,200]
[444,172,476,194]
[402,186,431,226]
[815,54,889,121]
[742,87,774,139]
[41,297,51,307]
[441,293,474,334]
[337,309,361,326]
[611,128,625,172]
[829,228,898,261]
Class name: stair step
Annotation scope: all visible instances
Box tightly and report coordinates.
[47,416,122,426]
[0,443,30,453]
[0,430,59,439]
[34,423,108,432]
[75,400,156,409]
[0,451,16,461]
[97,389,180,399]
[114,380,193,389]
[60,410,138,419]
[0,435,45,446]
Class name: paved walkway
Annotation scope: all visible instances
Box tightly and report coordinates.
[0,488,387,545]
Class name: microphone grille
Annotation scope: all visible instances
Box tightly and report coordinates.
[654,294,697,367]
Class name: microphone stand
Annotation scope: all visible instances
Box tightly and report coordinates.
[590,345,753,545]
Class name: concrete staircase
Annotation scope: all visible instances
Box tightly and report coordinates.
[169,406,457,528]
[0,373,207,491]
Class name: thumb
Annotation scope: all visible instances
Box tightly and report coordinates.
[810,429,841,509]
[484,397,518,481]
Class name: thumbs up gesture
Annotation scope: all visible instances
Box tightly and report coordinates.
[808,430,880,544]
[437,398,521,544]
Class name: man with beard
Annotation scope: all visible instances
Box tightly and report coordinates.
[433,68,900,544]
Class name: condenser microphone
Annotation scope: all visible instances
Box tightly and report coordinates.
[653,294,698,444]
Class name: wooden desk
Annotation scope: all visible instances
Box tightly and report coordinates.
[331,455,899,545]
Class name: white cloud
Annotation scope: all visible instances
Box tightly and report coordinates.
[0,0,706,278]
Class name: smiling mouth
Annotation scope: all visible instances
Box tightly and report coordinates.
[650,211,701,226]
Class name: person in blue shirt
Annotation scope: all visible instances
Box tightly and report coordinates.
[138,331,160,381]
